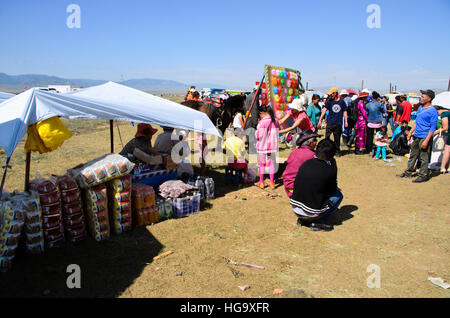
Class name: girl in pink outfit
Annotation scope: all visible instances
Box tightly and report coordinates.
[255,104,280,189]
[374,126,389,161]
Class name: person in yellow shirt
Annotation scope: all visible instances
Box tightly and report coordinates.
[223,128,251,183]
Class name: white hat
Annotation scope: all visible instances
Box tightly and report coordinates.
[190,88,196,92]
[289,99,307,112]
[361,88,371,94]
[340,89,349,95]
[351,95,358,101]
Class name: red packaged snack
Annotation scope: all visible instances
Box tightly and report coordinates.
[63,203,82,216]
[46,232,64,242]
[44,224,64,237]
[41,202,62,216]
[25,212,41,224]
[39,191,60,205]
[26,222,42,234]
[6,234,21,246]
[53,175,78,191]
[46,236,65,248]
[64,213,84,227]
[60,191,80,204]
[95,210,109,222]
[115,191,131,202]
[30,180,58,194]
[8,222,24,235]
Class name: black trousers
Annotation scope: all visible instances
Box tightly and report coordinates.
[325,124,342,152]
[366,127,381,152]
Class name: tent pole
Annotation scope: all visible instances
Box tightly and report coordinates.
[0,156,11,197]
[24,151,31,192]
[243,72,266,129]
[110,120,114,153]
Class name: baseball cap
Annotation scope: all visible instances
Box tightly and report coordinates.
[420,89,435,101]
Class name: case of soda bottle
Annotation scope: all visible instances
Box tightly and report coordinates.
[132,183,158,226]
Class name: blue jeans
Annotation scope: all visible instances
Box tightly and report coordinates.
[293,189,343,222]
[383,116,395,133]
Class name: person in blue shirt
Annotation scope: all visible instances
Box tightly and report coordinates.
[365,91,385,156]
[317,87,348,157]
[397,90,438,183]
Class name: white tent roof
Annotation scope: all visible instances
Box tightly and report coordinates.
[0,82,221,157]
[0,92,14,103]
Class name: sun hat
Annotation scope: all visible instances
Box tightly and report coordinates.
[328,87,338,95]
[340,89,349,96]
[358,92,369,98]
[289,99,307,112]
[135,123,158,138]
[361,88,371,94]
[296,129,322,146]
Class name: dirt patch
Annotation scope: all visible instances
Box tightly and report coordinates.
[0,119,449,298]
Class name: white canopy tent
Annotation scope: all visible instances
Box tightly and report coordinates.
[0,92,14,103]
[0,82,221,193]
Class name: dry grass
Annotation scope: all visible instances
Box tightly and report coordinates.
[0,110,449,298]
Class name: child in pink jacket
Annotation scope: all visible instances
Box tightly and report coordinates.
[255,104,280,189]
[374,126,389,161]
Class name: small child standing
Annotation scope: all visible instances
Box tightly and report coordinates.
[375,126,389,161]
[255,104,280,189]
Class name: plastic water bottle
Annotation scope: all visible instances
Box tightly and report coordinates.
[195,176,205,200]
[205,178,214,200]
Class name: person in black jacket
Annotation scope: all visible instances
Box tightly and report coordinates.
[289,139,343,231]
[390,126,411,156]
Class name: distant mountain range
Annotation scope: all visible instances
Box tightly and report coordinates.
[0,73,227,93]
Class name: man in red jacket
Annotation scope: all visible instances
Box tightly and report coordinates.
[397,95,412,123]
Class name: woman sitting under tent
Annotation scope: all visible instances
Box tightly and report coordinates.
[119,123,158,157]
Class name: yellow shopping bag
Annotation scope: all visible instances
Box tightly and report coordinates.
[25,117,72,153]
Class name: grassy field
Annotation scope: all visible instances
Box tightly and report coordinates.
[0,99,449,298]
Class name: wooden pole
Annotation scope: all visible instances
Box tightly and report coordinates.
[243,72,266,129]
[110,120,114,153]
[0,156,11,196]
[25,151,31,192]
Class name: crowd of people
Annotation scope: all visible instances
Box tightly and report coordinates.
[223,86,449,230]
[119,86,449,232]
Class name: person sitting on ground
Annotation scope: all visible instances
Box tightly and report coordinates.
[392,120,409,140]
[153,126,178,155]
[374,126,389,162]
[290,139,343,231]
[223,128,252,183]
[282,129,321,198]
[119,123,158,157]
[278,98,315,135]
[390,126,411,156]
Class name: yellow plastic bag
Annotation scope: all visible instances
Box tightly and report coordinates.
[24,117,72,153]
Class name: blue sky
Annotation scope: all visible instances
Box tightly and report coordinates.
[0,0,449,91]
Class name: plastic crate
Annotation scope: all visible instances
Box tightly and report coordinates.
[132,169,178,189]
[172,192,201,218]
